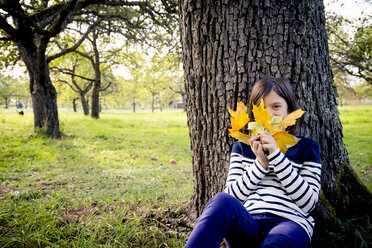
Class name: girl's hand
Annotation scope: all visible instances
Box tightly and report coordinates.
[249,134,269,170]
[260,131,278,155]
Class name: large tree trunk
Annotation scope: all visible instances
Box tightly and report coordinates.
[16,37,60,137]
[179,0,371,245]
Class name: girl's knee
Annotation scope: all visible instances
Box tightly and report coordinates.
[207,193,238,210]
[203,193,240,218]
[260,233,310,248]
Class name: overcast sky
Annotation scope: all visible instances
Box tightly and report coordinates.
[324,0,371,18]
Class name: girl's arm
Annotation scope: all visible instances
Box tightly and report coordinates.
[268,144,322,214]
[224,142,269,203]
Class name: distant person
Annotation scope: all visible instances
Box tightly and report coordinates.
[16,100,24,115]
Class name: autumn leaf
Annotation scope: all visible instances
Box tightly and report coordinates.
[280,109,305,129]
[273,131,297,154]
[229,130,251,144]
[228,101,250,131]
[252,99,273,130]
[270,115,283,130]
[247,121,264,135]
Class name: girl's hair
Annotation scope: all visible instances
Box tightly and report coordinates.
[248,76,300,134]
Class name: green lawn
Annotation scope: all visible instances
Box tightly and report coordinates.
[339,105,372,189]
[0,105,371,247]
[0,109,193,247]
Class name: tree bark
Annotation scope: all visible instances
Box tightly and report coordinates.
[179,0,372,244]
[90,30,101,119]
[80,94,90,115]
[17,37,60,137]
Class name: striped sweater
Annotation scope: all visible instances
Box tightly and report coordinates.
[224,137,321,239]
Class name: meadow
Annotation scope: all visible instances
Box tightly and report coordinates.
[0,105,371,247]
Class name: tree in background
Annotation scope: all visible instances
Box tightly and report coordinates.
[51,25,117,118]
[0,75,16,108]
[326,12,371,85]
[333,70,356,106]
[354,81,372,104]
[179,0,371,246]
[52,57,94,115]
[0,74,28,109]
[0,0,177,137]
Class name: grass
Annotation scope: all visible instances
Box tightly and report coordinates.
[0,108,193,247]
[339,105,372,190]
[0,105,371,247]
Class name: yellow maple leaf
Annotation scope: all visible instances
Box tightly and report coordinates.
[252,99,273,130]
[228,101,250,131]
[280,109,305,129]
[273,131,297,154]
[229,129,251,144]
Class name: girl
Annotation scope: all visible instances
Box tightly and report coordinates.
[185,77,321,248]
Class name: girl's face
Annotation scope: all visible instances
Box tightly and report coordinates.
[263,90,289,120]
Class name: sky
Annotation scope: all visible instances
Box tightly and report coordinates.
[324,0,371,18]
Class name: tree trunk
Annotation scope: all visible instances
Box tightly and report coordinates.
[181,92,186,112]
[132,99,136,112]
[179,0,371,245]
[80,94,90,115]
[16,37,60,137]
[152,91,155,113]
[72,98,78,112]
[5,96,8,108]
[91,31,101,119]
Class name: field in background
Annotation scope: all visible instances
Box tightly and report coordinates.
[0,109,193,247]
[0,105,371,247]
[339,105,372,189]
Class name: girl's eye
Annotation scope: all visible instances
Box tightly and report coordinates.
[274,105,280,109]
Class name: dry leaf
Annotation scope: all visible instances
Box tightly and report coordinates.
[280,109,305,129]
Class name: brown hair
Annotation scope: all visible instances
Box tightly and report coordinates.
[248,76,300,134]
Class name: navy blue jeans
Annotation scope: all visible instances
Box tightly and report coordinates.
[185,193,310,248]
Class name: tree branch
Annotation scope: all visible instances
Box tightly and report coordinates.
[50,66,95,82]
[0,15,17,40]
[99,81,112,91]
[47,18,101,62]
[47,0,78,37]
[58,79,79,93]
